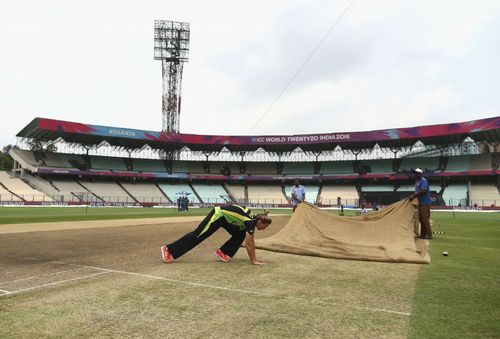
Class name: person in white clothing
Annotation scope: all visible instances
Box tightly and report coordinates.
[290,178,306,212]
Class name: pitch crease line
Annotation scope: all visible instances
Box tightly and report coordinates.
[0,272,111,296]
[56,262,411,316]
[57,262,275,297]
[0,267,91,285]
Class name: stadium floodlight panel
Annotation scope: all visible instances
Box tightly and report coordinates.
[154,20,190,61]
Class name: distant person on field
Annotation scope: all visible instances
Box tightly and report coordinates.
[290,179,306,212]
[408,168,433,239]
[160,205,272,265]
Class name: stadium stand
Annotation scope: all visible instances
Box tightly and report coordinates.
[321,162,353,174]
[397,184,435,192]
[186,161,205,174]
[50,179,90,202]
[246,162,276,175]
[132,159,166,172]
[469,154,492,170]
[120,182,168,203]
[158,183,200,203]
[400,157,439,172]
[360,159,393,173]
[282,162,314,175]
[77,181,132,202]
[209,162,241,175]
[470,183,499,206]
[226,184,246,202]
[361,185,395,192]
[7,116,499,208]
[247,185,287,204]
[21,172,61,197]
[0,171,51,201]
[446,156,471,172]
[304,185,320,204]
[442,184,468,206]
[90,156,127,171]
[191,184,230,203]
[0,184,22,201]
[319,185,359,205]
[171,161,188,173]
[12,149,39,166]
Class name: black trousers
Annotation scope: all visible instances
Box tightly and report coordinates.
[167,209,247,259]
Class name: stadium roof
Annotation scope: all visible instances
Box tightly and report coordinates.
[17,116,500,153]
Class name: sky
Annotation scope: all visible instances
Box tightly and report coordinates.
[0,0,499,147]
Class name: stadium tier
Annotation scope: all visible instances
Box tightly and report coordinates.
[132,159,166,172]
[226,184,246,203]
[76,181,132,203]
[361,185,395,192]
[358,159,394,174]
[0,171,51,202]
[247,185,287,204]
[119,182,168,203]
[4,116,499,207]
[158,183,200,203]
[191,184,230,204]
[321,161,354,175]
[282,162,314,175]
[442,184,469,207]
[304,185,320,204]
[469,183,499,207]
[400,157,439,172]
[319,185,359,206]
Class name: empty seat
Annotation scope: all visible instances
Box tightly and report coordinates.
[192,184,230,203]
[442,184,468,206]
[321,162,353,175]
[120,182,168,203]
[470,183,499,206]
[226,184,246,202]
[319,185,359,206]
[282,162,314,175]
[158,183,200,203]
[247,185,286,204]
[0,171,51,201]
[78,181,131,202]
[446,156,470,172]
[133,159,166,172]
[91,156,127,171]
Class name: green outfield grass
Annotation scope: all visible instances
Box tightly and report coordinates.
[409,211,500,338]
[0,206,214,224]
[0,206,360,225]
[0,206,293,224]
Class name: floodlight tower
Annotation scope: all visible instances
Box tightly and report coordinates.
[154,20,190,133]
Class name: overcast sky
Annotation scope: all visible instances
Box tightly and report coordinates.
[1,0,499,147]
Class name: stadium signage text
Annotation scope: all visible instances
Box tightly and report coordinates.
[254,133,351,144]
[109,129,136,137]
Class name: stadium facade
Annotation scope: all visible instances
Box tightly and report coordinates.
[2,116,499,209]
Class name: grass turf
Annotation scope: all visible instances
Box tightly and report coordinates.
[0,206,364,225]
[409,212,500,338]
[0,207,498,338]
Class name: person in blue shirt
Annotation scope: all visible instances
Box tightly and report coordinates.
[408,168,433,239]
[290,178,306,212]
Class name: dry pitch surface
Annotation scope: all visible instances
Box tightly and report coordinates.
[0,215,421,338]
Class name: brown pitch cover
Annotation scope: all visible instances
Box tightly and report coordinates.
[255,199,430,264]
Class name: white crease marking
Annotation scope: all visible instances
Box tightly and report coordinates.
[1,272,110,296]
[55,262,411,316]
